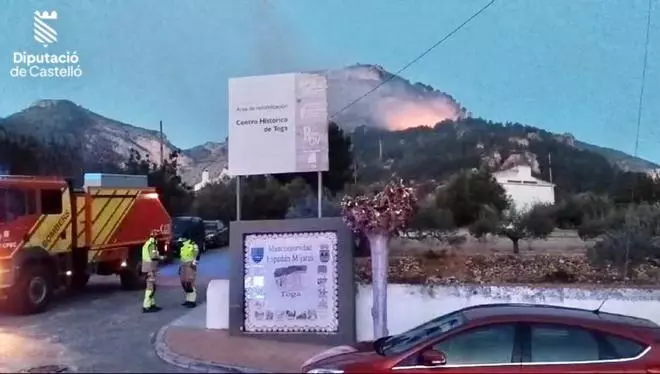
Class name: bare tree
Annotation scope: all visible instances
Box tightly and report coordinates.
[341,180,417,339]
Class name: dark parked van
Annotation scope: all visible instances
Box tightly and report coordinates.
[163,216,206,261]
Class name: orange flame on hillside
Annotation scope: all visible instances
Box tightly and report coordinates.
[379,100,463,131]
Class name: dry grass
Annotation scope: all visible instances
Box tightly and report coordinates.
[356,254,660,286]
[360,230,660,286]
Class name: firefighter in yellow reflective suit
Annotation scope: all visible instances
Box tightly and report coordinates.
[179,237,199,308]
[142,232,163,313]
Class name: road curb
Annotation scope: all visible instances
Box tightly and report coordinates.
[154,323,269,373]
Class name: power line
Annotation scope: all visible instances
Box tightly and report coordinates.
[633,0,653,158]
[329,0,497,120]
[625,0,653,282]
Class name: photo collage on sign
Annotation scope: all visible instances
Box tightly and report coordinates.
[243,232,338,332]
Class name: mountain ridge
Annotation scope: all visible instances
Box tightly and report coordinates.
[0,64,657,185]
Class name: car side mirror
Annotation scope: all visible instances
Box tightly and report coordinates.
[421,350,446,366]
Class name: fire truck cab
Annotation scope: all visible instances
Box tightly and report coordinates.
[0,173,171,314]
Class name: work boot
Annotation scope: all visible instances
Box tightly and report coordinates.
[181,301,197,308]
[142,305,162,313]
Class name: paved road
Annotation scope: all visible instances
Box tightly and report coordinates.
[0,248,231,373]
[160,247,231,279]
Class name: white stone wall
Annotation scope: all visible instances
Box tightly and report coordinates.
[355,284,660,342]
[206,280,660,343]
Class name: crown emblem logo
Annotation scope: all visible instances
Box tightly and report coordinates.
[33,10,58,47]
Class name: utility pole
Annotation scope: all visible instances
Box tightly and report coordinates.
[159,120,164,166]
[548,152,556,206]
[548,152,553,184]
[378,139,383,163]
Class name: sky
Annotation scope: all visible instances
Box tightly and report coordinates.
[0,0,658,162]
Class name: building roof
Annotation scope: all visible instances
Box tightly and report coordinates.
[493,165,554,186]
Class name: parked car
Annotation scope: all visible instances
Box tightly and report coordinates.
[163,216,206,261]
[302,303,660,373]
[204,220,229,248]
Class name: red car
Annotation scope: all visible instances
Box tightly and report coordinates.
[302,303,660,373]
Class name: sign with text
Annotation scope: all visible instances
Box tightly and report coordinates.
[243,231,338,333]
[228,73,329,176]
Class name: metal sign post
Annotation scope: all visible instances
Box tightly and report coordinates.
[236,176,241,221]
[317,171,323,218]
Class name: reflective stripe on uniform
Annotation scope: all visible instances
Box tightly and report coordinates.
[143,271,157,308]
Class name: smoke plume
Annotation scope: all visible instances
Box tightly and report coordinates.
[243,3,465,131]
[248,0,316,74]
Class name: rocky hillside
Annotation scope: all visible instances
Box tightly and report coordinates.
[0,99,216,184]
[575,140,659,172]
[179,141,228,185]
[0,99,190,166]
[349,120,642,197]
[0,64,657,186]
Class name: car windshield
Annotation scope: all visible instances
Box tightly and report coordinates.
[204,222,217,230]
[378,311,466,356]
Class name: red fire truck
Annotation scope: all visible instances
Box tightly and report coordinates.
[0,173,171,314]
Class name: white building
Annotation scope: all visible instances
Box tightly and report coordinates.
[193,169,211,192]
[493,165,555,211]
[218,168,232,183]
[648,168,660,180]
[193,168,232,192]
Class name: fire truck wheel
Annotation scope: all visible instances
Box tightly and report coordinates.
[11,265,53,314]
[119,262,145,290]
[69,273,90,291]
